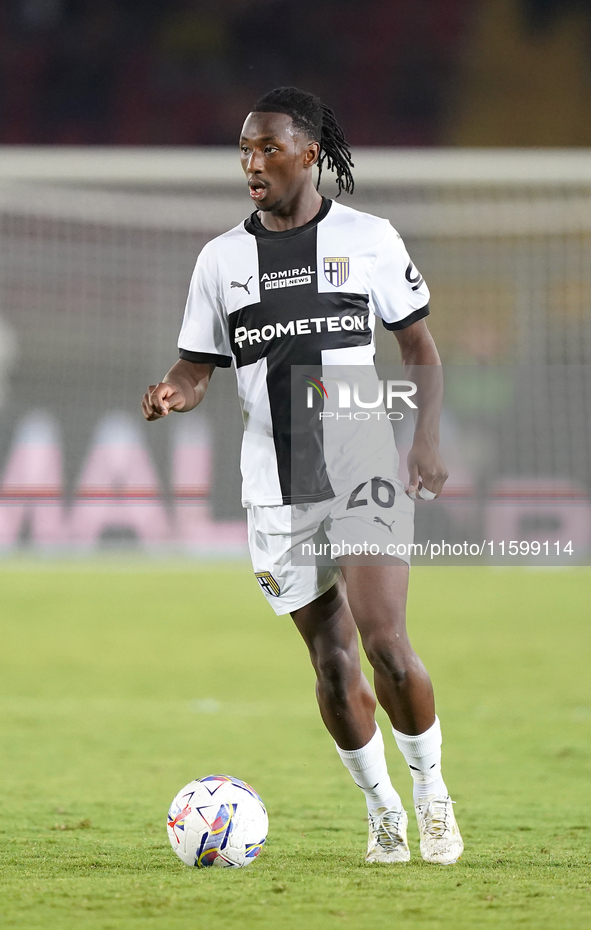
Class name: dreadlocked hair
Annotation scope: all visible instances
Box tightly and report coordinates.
[252,86,354,197]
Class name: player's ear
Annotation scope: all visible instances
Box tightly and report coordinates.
[303,141,320,169]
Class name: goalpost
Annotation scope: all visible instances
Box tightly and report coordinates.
[0,148,589,558]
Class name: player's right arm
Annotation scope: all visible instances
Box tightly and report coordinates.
[142,360,214,421]
[146,236,229,422]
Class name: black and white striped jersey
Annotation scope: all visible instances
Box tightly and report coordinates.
[178,197,430,506]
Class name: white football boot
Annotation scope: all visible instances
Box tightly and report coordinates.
[415,796,463,864]
[366,808,410,863]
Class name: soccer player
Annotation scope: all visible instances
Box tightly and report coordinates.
[142,87,463,865]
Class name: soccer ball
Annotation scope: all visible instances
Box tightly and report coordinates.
[167,774,268,868]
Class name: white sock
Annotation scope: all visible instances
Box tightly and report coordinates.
[336,725,403,814]
[392,716,448,804]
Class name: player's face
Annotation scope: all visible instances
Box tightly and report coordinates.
[239,112,319,212]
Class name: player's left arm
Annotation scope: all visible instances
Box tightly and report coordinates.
[394,318,448,499]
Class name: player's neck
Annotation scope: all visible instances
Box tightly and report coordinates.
[258,188,323,233]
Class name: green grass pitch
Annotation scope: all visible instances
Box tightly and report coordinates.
[0,563,590,930]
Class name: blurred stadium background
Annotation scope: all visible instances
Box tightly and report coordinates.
[0,0,590,558]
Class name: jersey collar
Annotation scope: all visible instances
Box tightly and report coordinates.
[244,196,332,239]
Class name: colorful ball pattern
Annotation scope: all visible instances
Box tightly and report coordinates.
[167,774,268,868]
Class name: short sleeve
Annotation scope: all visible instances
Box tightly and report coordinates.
[370,224,430,331]
[177,243,232,367]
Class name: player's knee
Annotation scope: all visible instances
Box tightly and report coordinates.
[312,645,357,701]
[364,638,409,685]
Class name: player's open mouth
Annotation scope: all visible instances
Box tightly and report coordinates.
[248,182,267,201]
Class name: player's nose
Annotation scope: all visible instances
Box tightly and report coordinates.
[246,150,265,173]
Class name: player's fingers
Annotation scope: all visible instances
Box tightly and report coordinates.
[420,467,448,499]
[143,384,170,419]
[157,390,186,415]
[167,396,186,413]
[165,388,186,411]
[148,382,174,416]
[407,461,420,496]
[142,390,155,415]
[151,383,187,416]
[145,385,161,410]
[430,467,449,498]
[417,484,437,501]
[142,393,163,420]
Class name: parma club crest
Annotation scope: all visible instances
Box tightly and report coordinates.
[324,256,349,287]
[255,571,280,597]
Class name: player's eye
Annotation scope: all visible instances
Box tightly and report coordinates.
[264,147,278,155]
[240,145,251,154]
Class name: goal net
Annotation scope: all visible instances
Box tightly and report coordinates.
[0,148,589,561]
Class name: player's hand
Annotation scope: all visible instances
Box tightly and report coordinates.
[142,382,186,421]
[407,435,448,500]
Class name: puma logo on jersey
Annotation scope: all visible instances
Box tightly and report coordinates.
[374,516,395,533]
[231,276,253,294]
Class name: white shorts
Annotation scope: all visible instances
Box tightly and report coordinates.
[247,476,415,616]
